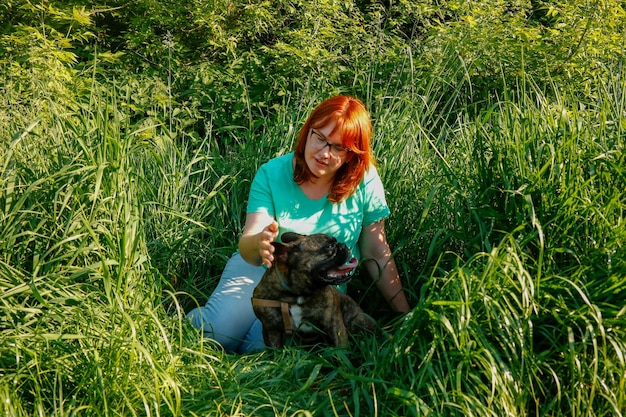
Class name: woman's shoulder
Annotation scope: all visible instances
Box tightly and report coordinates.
[259,152,294,172]
[352,163,386,198]
[361,163,383,186]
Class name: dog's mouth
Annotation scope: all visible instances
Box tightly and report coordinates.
[317,256,358,285]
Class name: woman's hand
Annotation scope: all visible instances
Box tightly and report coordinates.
[238,213,279,267]
[256,220,279,267]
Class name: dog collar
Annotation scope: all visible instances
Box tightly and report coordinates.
[276,268,296,294]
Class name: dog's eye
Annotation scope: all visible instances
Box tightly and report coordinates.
[324,244,336,253]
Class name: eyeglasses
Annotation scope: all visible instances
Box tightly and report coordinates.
[309,130,350,157]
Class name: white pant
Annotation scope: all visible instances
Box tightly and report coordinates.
[186,252,266,353]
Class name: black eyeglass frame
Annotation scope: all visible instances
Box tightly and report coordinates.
[309,129,350,156]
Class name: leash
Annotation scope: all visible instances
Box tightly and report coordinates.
[251,298,293,334]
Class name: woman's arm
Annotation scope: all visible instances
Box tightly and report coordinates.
[359,220,410,313]
[238,212,279,267]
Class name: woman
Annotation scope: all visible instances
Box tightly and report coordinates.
[187,95,409,353]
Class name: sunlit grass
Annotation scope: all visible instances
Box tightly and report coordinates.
[1,55,625,416]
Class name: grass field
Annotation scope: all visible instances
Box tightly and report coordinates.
[1,51,625,416]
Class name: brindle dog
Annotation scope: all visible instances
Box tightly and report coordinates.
[252,232,377,348]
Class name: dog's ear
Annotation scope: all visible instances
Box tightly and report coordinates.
[271,241,291,263]
[281,232,305,243]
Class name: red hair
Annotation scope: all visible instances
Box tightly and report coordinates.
[293,95,375,203]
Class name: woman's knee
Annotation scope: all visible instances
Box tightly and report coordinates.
[186,252,266,351]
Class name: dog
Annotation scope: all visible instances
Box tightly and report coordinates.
[252,232,378,348]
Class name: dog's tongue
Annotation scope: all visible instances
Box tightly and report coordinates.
[336,257,358,272]
[321,257,359,284]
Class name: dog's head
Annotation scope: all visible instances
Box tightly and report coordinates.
[271,232,358,290]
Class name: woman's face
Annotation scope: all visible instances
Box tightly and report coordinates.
[304,122,350,182]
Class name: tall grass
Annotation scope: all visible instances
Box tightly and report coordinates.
[1,54,625,416]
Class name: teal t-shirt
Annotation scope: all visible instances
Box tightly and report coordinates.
[247,152,391,264]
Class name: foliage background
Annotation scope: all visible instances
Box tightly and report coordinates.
[1,0,625,416]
